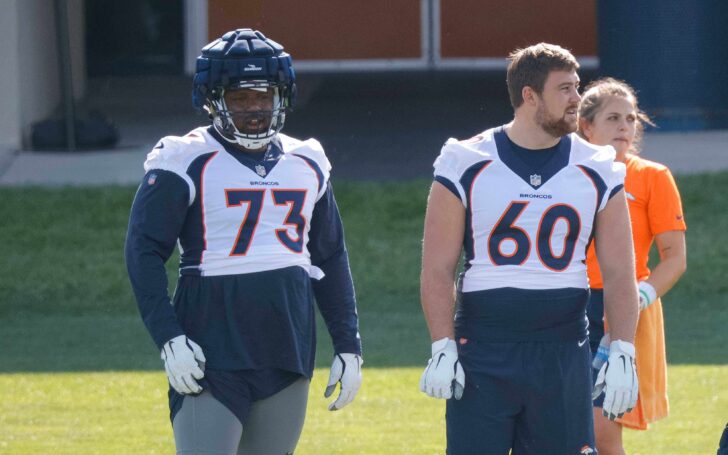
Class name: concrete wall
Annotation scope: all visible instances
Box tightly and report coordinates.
[68,0,86,98]
[184,0,208,75]
[0,1,23,150]
[1,0,85,149]
[17,0,63,146]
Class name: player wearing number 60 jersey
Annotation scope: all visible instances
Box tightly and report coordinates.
[125,29,361,455]
[434,127,623,296]
[419,43,640,455]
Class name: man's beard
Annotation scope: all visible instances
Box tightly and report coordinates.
[535,102,577,137]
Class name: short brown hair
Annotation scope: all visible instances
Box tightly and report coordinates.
[578,77,655,152]
[506,43,579,109]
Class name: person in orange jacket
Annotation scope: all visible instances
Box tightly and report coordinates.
[578,77,687,455]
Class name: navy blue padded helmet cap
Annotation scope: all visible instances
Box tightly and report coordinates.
[192,29,296,149]
[192,28,296,111]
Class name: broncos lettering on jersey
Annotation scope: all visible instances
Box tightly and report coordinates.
[434,126,625,293]
[144,126,329,278]
[434,126,625,341]
[125,126,360,373]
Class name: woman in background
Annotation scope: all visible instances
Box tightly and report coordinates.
[579,78,687,455]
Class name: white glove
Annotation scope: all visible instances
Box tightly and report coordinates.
[592,339,638,420]
[160,335,206,395]
[324,353,362,411]
[419,338,465,400]
[638,281,657,311]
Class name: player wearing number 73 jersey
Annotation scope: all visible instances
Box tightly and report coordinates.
[142,127,335,279]
[125,29,361,455]
[419,43,639,455]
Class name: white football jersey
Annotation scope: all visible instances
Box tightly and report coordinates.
[144,127,330,277]
[434,127,625,292]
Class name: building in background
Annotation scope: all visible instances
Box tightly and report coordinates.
[597,0,728,130]
[1,0,724,152]
[207,0,596,71]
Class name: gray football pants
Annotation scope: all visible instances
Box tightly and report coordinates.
[172,377,310,455]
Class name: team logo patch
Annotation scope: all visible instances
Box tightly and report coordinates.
[579,445,595,454]
[530,174,542,186]
[147,173,157,185]
[255,164,267,177]
[625,191,636,201]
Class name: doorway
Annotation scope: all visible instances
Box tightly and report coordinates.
[86,0,184,76]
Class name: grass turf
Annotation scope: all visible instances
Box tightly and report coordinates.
[1,367,725,454]
[1,172,726,453]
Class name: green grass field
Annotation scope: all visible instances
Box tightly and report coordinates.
[1,173,726,454]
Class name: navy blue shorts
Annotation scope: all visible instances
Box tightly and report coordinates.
[446,338,596,455]
[586,289,605,408]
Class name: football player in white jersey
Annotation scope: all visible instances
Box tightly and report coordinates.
[125,29,362,455]
[418,43,640,454]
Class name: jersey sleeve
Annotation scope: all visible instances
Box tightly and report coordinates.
[433,140,470,204]
[307,182,362,356]
[592,145,627,211]
[288,138,332,201]
[647,166,687,234]
[144,138,198,206]
[124,169,189,349]
[605,160,627,209]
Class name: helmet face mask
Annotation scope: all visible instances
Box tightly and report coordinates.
[207,80,286,150]
[192,29,296,150]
